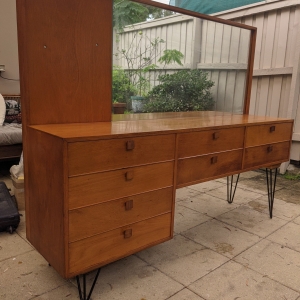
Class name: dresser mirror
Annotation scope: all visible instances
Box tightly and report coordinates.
[112,0,252,115]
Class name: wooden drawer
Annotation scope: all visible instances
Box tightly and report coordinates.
[244,141,290,169]
[68,134,175,176]
[69,187,173,242]
[177,150,243,186]
[246,122,293,147]
[178,127,244,158]
[68,213,172,276]
[69,161,174,209]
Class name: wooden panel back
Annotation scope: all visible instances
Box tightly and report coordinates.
[17,0,112,125]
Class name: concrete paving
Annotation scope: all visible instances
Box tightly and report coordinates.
[1,161,300,300]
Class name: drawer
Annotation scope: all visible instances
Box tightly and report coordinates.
[69,187,173,242]
[68,213,172,275]
[178,127,244,158]
[69,161,174,209]
[244,141,290,169]
[177,150,243,186]
[246,122,293,147]
[68,134,175,176]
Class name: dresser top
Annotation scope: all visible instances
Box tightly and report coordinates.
[29,111,293,141]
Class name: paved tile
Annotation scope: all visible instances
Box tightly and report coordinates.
[234,239,300,292]
[16,210,27,240]
[294,216,300,225]
[216,206,288,237]
[246,197,300,221]
[189,260,300,300]
[238,170,262,180]
[81,255,184,300]
[182,219,261,258]
[267,222,300,252]
[0,232,33,262]
[178,193,239,218]
[137,235,229,286]
[174,205,211,234]
[206,185,263,204]
[33,284,78,299]
[187,180,225,193]
[272,188,300,205]
[0,251,67,299]
[168,288,205,300]
[176,187,201,202]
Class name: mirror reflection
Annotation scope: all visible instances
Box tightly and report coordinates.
[112,0,251,115]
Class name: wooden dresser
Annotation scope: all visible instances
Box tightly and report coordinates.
[16,0,293,289]
[25,112,293,278]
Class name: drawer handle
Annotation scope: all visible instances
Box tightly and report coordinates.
[213,132,220,140]
[211,156,218,164]
[125,171,134,181]
[124,229,132,239]
[125,200,133,211]
[126,140,135,151]
[267,145,273,153]
[270,126,276,133]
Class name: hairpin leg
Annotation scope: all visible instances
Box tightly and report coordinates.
[227,174,240,204]
[76,268,101,300]
[266,167,278,219]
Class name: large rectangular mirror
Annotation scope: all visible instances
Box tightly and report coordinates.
[112,0,253,115]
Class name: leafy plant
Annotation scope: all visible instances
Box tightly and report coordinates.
[114,31,184,97]
[112,66,136,104]
[143,69,215,112]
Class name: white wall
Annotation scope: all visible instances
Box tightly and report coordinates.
[0,0,20,95]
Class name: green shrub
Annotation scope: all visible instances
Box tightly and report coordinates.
[143,69,214,112]
[112,66,136,103]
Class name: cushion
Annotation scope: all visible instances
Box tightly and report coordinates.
[0,94,5,126]
[4,99,22,124]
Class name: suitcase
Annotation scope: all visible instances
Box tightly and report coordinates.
[0,181,20,234]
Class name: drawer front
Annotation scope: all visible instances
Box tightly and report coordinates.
[68,134,176,176]
[177,150,243,186]
[69,187,173,242]
[244,141,290,169]
[68,213,172,275]
[69,161,174,209]
[178,127,244,158]
[246,122,292,147]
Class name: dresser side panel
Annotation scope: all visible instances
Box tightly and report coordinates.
[25,127,66,277]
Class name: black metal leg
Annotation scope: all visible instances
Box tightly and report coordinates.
[76,268,101,300]
[266,167,278,219]
[227,174,240,204]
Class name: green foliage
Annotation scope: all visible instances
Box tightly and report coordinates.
[143,69,215,112]
[113,0,175,31]
[283,173,300,180]
[158,50,184,66]
[115,31,184,97]
[112,66,136,103]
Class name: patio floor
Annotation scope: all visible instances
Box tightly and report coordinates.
[1,161,300,300]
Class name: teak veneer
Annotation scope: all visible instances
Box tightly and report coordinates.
[26,112,293,278]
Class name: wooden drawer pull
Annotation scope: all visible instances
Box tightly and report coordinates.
[211,156,218,164]
[267,145,273,153]
[125,171,134,181]
[126,140,135,151]
[125,200,133,211]
[123,229,132,239]
[270,126,276,133]
[213,132,220,140]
